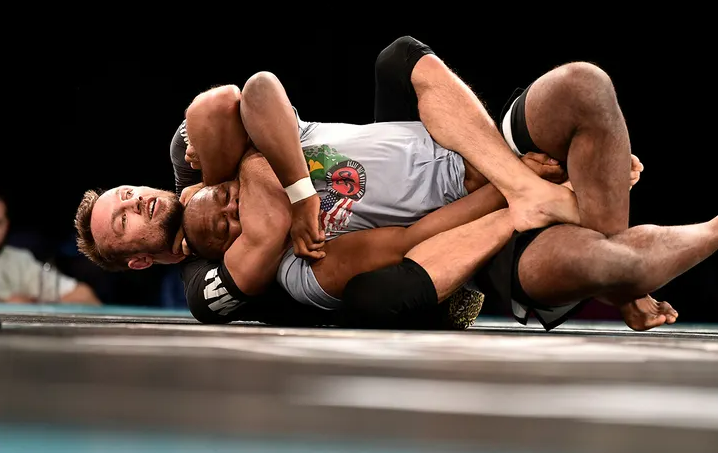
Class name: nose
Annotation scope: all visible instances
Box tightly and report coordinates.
[222,198,239,219]
[121,195,143,214]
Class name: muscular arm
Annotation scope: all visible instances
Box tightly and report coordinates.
[184,85,251,186]
[240,72,311,188]
[223,150,293,295]
[186,72,311,190]
[312,183,508,297]
[241,71,326,259]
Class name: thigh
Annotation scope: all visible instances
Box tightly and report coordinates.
[516,224,615,305]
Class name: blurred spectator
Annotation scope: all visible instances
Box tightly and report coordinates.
[0,194,102,305]
[54,231,170,308]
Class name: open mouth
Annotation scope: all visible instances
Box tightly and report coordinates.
[149,199,157,219]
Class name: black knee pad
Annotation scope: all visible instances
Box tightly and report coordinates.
[343,257,438,327]
[375,36,434,87]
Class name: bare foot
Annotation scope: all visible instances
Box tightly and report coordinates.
[509,181,580,232]
[619,295,678,331]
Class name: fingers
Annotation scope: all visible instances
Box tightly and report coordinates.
[310,226,326,244]
[291,226,326,260]
[292,225,326,251]
[545,166,568,184]
[524,151,560,165]
[185,145,201,169]
[631,154,644,172]
[293,237,326,260]
[301,230,326,255]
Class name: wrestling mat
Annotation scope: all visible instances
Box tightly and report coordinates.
[1,303,717,453]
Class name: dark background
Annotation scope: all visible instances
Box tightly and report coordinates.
[2,25,715,320]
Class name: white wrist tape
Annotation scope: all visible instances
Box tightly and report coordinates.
[284,176,317,204]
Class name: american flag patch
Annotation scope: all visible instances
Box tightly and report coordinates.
[319,193,353,238]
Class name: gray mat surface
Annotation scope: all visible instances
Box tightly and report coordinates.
[2,307,717,453]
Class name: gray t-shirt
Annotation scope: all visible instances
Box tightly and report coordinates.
[298,120,467,240]
[277,120,467,309]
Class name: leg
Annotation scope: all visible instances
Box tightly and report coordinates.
[342,209,515,325]
[517,217,718,312]
[521,62,632,235]
[406,209,514,301]
[400,38,578,231]
[314,182,508,297]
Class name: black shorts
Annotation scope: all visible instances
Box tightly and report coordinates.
[474,87,589,331]
[373,36,435,123]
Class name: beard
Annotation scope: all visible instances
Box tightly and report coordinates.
[144,196,185,256]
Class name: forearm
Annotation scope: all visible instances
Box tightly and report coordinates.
[185,85,250,186]
[225,235,290,295]
[314,184,508,298]
[406,209,514,301]
[240,72,310,189]
[313,227,409,298]
[405,183,507,247]
[225,151,293,295]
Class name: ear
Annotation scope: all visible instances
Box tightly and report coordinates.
[127,255,153,270]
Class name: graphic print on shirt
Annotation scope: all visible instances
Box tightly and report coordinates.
[303,144,366,239]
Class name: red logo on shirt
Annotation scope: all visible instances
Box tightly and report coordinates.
[326,160,366,200]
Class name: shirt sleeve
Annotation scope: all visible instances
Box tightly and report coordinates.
[178,256,255,324]
[170,119,202,196]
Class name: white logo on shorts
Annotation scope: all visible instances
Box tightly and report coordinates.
[203,267,241,315]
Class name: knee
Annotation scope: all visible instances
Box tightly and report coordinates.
[186,84,240,124]
[595,240,644,290]
[241,71,279,104]
[375,36,424,78]
[559,62,613,91]
[612,225,663,292]
[552,62,617,111]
